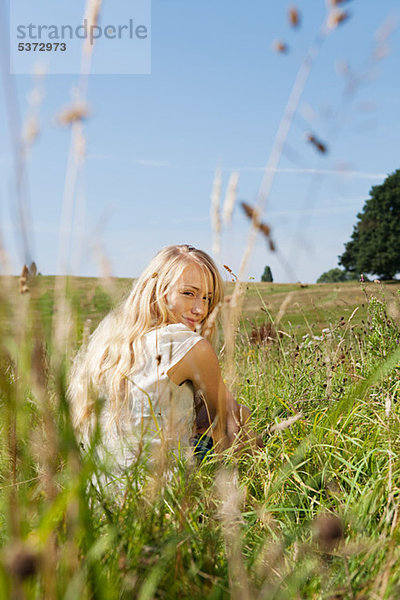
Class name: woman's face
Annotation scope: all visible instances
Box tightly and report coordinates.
[166,263,213,331]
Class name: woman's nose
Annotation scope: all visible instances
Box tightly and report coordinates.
[192,298,206,315]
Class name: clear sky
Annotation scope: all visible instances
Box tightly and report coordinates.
[1,0,399,282]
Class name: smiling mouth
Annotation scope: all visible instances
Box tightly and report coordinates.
[184,317,199,326]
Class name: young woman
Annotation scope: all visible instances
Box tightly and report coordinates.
[68,244,259,474]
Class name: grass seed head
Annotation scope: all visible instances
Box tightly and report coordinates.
[273,40,289,54]
[307,133,328,154]
[259,223,271,237]
[58,103,90,126]
[19,264,30,293]
[211,167,222,256]
[314,514,343,552]
[241,201,258,222]
[31,338,48,388]
[288,6,300,28]
[328,10,350,29]
[24,116,40,145]
[223,171,239,226]
[83,0,103,55]
[240,202,274,247]
[2,542,39,581]
[223,264,238,281]
[250,322,277,345]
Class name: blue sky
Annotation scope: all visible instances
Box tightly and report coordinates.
[1,0,399,282]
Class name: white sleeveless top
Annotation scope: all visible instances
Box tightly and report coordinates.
[99,323,203,473]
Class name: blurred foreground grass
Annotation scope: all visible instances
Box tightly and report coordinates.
[0,275,400,599]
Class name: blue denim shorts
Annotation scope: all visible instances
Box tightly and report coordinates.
[191,433,214,462]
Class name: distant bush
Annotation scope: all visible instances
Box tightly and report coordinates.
[317,268,358,283]
[261,265,273,282]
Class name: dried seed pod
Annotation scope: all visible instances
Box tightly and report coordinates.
[259,223,271,237]
[250,322,277,345]
[273,40,288,54]
[3,542,39,580]
[328,10,350,29]
[288,6,300,28]
[240,201,257,221]
[241,202,261,228]
[307,133,328,154]
[58,103,90,126]
[240,202,275,250]
[314,513,343,552]
[223,264,238,281]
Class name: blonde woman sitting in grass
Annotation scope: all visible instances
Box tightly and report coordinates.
[68,244,261,475]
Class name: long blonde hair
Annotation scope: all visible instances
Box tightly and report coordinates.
[68,245,224,435]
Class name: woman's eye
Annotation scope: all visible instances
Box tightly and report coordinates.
[183,291,193,296]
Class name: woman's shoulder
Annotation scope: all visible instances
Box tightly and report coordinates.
[145,323,203,368]
[146,323,203,341]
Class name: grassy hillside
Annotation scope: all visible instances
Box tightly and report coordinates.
[2,275,399,339]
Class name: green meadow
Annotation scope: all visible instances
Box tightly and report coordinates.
[4,275,400,335]
[0,276,400,599]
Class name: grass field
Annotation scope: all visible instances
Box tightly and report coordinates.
[3,275,400,336]
[0,276,400,599]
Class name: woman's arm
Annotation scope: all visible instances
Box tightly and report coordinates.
[167,339,242,449]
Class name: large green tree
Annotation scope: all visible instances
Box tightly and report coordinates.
[339,169,400,280]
